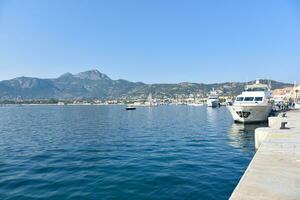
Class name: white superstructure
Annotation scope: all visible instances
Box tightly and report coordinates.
[227,80,273,123]
[207,88,220,107]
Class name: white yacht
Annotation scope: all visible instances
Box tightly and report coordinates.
[57,101,66,106]
[227,80,273,123]
[207,88,220,107]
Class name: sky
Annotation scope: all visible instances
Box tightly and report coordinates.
[0,0,299,83]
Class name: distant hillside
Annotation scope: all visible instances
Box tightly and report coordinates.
[126,80,292,99]
[0,69,293,100]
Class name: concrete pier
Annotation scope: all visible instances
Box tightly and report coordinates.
[230,110,300,200]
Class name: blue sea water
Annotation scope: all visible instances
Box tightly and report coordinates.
[0,105,264,200]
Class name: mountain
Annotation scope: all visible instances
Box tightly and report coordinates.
[0,69,293,100]
[0,70,146,99]
[0,77,60,99]
[75,69,111,81]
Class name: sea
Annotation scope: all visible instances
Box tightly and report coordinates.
[0,105,266,200]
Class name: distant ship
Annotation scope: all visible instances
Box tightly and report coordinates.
[227,80,273,123]
[144,92,158,107]
[188,103,204,106]
[131,93,158,107]
[207,88,220,107]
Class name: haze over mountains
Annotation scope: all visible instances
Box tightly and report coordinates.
[0,69,293,100]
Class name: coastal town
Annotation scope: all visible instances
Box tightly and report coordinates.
[1,83,299,108]
[1,1,299,199]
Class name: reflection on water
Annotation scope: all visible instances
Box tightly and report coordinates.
[0,105,257,200]
[206,106,223,130]
[228,122,268,150]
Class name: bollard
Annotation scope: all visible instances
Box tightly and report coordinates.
[280,122,288,129]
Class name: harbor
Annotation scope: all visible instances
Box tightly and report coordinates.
[1,1,299,199]
[0,83,299,199]
[230,109,300,199]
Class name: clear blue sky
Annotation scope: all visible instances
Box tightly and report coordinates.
[0,0,299,83]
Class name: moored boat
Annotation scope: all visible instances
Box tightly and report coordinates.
[227,80,273,123]
[207,88,220,107]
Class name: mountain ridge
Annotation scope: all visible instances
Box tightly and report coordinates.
[0,69,293,100]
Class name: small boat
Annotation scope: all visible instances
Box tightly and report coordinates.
[126,105,136,110]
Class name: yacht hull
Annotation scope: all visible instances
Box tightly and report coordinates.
[188,103,204,106]
[227,104,272,123]
[207,100,220,108]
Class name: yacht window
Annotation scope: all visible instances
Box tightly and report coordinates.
[246,88,266,92]
[236,97,244,101]
[254,97,263,101]
[244,97,254,101]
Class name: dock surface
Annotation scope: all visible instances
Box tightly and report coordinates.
[230,110,300,200]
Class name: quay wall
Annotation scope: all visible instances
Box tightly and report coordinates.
[230,110,300,200]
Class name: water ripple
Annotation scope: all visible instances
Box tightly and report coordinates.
[0,105,265,200]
